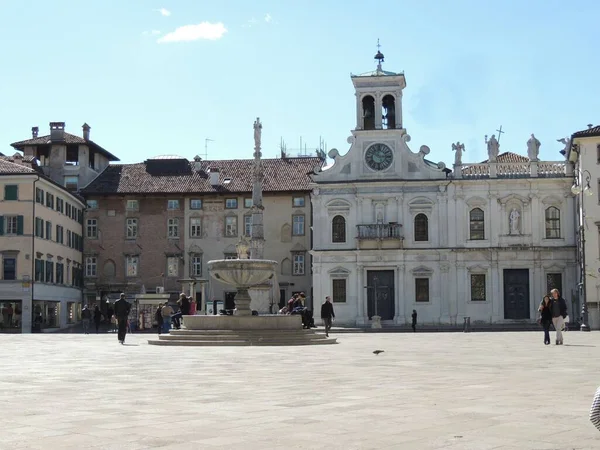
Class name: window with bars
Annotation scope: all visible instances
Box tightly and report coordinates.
[415,278,429,302]
[332,215,346,243]
[292,215,305,236]
[545,206,560,239]
[469,208,485,240]
[292,253,305,275]
[167,218,179,238]
[126,218,138,239]
[86,219,97,238]
[191,254,202,277]
[414,214,429,242]
[225,216,237,237]
[332,279,347,303]
[85,257,97,277]
[470,274,486,301]
[190,218,202,237]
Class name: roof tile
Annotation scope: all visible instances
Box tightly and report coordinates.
[0,158,37,174]
[11,132,120,162]
[81,157,323,195]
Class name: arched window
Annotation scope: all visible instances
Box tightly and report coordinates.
[382,94,396,129]
[362,95,375,130]
[545,206,561,239]
[414,214,428,242]
[332,215,346,243]
[469,208,485,240]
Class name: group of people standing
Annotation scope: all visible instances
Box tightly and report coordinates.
[538,288,568,345]
[155,293,192,334]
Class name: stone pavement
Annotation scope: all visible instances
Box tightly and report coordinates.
[1,331,599,450]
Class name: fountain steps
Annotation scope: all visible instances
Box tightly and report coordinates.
[148,330,337,346]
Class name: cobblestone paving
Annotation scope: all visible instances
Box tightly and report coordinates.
[1,331,599,449]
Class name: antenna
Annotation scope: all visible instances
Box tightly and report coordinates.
[202,138,214,160]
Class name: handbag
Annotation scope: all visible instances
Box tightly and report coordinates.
[564,315,570,323]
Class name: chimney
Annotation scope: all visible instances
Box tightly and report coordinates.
[193,155,202,172]
[588,124,594,130]
[31,126,39,138]
[49,122,65,142]
[82,123,91,141]
[209,167,220,186]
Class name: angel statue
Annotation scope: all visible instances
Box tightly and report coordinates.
[557,137,571,158]
[452,141,465,165]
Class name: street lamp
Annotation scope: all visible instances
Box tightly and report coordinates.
[571,168,593,331]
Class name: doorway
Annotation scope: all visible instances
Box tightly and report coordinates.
[366,270,395,320]
[503,269,530,319]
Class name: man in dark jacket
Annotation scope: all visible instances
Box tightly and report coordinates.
[550,288,568,345]
[114,294,131,344]
[171,293,191,330]
[320,296,335,337]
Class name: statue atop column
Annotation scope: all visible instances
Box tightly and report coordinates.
[527,133,541,161]
[452,141,465,165]
[250,117,265,260]
[254,117,262,151]
[486,134,499,162]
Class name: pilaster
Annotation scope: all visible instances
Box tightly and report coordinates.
[440,263,451,322]
[394,264,405,324]
[356,264,366,325]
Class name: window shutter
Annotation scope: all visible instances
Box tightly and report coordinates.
[0,216,4,235]
[17,216,24,235]
[4,185,17,200]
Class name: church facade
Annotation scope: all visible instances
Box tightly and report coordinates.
[310,54,577,326]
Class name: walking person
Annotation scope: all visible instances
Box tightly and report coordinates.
[320,296,335,337]
[114,293,131,344]
[549,288,568,345]
[81,305,92,335]
[411,310,417,333]
[93,305,102,334]
[155,303,164,334]
[538,295,553,345]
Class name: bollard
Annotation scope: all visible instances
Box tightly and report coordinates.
[463,316,471,333]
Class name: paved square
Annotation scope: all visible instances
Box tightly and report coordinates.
[1,331,599,449]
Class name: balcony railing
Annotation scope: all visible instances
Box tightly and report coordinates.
[459,161,571,179]
[357,224,403,240]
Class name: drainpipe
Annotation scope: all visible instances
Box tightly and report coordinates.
[31,175,40,333]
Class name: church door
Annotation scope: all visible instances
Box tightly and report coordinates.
[503,269,530,319]
[366,270,395,320]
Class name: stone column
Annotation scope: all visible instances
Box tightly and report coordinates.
[394,264,405,324]
[200,282,206,314]
[530,161,538,178]
[455,261,466,322]
[374,91,383,129]
[356,264,365,325]
[454,164,463,179]
[355,92,362,130]
[437,187,448,247]
[395,91,403,129]
[395,195,403,224]
[491,260,501,322]
[489,162,498,178]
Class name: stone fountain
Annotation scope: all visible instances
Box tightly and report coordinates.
[148,118,335,346]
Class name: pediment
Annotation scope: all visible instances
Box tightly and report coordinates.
[543,264,565,272]
[411,265,433,275]
[467,264,488,273]
[291,243,307,252]
[541,195,562,206]
[326,199,351,209]
[466,196,487,207]
[498,193,529,206]
[188,244,203,254]
[328,266,350,278]
[408,197,434,212]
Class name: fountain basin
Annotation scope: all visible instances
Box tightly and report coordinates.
[207,259,277,287]
[183,314,301,330]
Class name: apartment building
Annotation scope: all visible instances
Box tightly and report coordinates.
[80,155,322,320]
[0,155,85,333]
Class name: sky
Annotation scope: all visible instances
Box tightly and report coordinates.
[0,0,599,165]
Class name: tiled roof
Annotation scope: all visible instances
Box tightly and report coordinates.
[81,157,323,195]
[0,158,36,174]
[572,125,600,139]
[11,132,120,162]
[480,151,529,164]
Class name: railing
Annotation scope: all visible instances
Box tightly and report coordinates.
[458,161,570,179]
[357,224,403,240]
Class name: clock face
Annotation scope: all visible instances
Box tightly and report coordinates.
[365,143,393,171]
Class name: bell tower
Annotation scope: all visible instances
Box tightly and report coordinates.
[351,41,406,133]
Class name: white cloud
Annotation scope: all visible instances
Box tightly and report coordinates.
[157,22,227,43]
[264,13,272,23]
[155,8,171,17]
[143,30,162,36]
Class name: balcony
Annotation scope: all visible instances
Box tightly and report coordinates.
[356,224,403,250]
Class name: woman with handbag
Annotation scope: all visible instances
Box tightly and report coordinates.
[538,295,553,346]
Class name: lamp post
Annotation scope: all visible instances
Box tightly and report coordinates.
[571,168,593,331]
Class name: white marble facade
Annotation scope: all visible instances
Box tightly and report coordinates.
[310,61,576,326]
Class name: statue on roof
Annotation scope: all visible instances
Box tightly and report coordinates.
[557,137,571,159]
[486,134,499,162]
[527,134,541,161]
[253,117,262,151]
[452,141,465,165]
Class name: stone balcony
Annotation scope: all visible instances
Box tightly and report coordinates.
[457,161,571,179]
[356,224,404,250]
